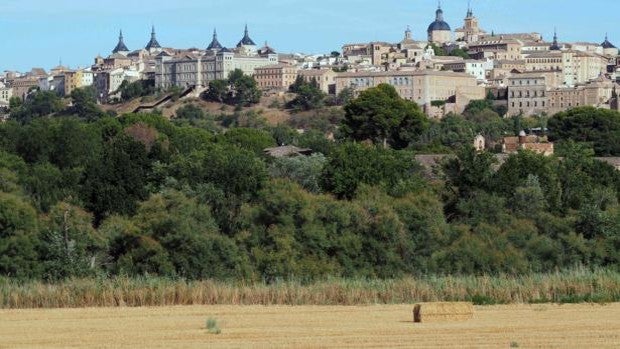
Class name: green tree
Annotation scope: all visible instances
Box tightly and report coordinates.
[175,103,205,120]
[269,153,327,193]
[81,135,151,222]
[0,192,41,279]
[321,143,419,199]
[287,79,326,111]
[10,90,64,123]
[548,107,620,156]
[134,190,248,279]
[69,86,104,120]
[39,202,105,280]
[340,84,428,149]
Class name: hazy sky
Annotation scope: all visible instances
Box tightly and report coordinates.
[1,0,617,72]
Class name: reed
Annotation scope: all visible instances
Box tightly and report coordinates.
[1,267,618,309]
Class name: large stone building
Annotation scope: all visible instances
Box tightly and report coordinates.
[468,38,524,60]
[507,73,549,116]
[547,77,614,115]
[156,26,278,89]
[253,64,298,91]
[427,5,452,44]
[334,69,483,117]
[524,50,608,86]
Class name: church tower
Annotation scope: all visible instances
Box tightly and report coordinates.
[455,2,486,43]
[145,26,162,54]
[112,30,130,55]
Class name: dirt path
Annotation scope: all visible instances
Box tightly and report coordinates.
[1,303,619,348]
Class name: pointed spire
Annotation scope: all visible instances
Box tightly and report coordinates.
[237,23,256,47]
[113,29,129,54]
[145,25,161,51]
[207,27,223,51]
[467,0,473,17]
[550,27,561,51]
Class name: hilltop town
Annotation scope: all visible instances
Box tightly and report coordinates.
[1,4,619,120]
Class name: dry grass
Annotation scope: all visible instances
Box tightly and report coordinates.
[1,304,619,348]
[2,268,619,309]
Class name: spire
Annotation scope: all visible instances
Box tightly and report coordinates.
[467,0,473,17]
[113,29,129,54]
[207,27,223,51]
[550,27,561,51]
[237,23,256,47]
[602,33,617,49]
[436,2,444,21]
[145,25,161,51]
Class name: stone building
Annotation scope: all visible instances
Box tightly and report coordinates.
[253,64,298,91]
[507,73,549,116]
[503,132,554,156]
[468,38,523,60]
[427,5,452,44]
[547,77,614,115]
[156,26,278,89]
[334,69,484,117]
[524,50,608,86]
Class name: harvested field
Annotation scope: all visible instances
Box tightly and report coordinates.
[1,303,619,348]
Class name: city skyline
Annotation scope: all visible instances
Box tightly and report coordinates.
[1,0,618,72]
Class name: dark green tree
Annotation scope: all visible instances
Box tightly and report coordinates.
[340,84,428,149]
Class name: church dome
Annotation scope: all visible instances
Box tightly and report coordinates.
[427,7,451,32]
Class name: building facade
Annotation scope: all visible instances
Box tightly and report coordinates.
[156,27,278,89]
[507,74,548,116]
[253,64,298,91]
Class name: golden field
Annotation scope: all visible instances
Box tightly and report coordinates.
[1,304,619,348]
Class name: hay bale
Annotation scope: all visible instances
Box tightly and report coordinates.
[413,302,473,323]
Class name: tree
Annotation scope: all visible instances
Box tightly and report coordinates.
[202,69,261,107]
[0,192,41,279]
[10,90,64,123]
[548,107,620,156]
[269,153,327,193]
[286,79,326,111]
[340,84,428,149]
[69,86,104,120]
[133,190,247,279]
[81,135,151,222]
[216,128,276,156]
[321,143,419,199]
[39,202,105,280]
[175,104,205,120]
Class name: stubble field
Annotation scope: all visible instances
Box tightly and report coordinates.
[1,303,619,348]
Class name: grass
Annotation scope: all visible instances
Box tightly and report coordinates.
[205,317,221,334]
[0,268,619,309]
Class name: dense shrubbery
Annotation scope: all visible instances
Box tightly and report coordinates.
[1,91,620,283]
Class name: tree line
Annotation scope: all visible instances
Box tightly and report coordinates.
[1,82,620,282]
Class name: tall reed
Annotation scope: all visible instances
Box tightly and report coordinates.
[1,268,618,309]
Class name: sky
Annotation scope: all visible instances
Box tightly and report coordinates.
[1,0,618,72]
